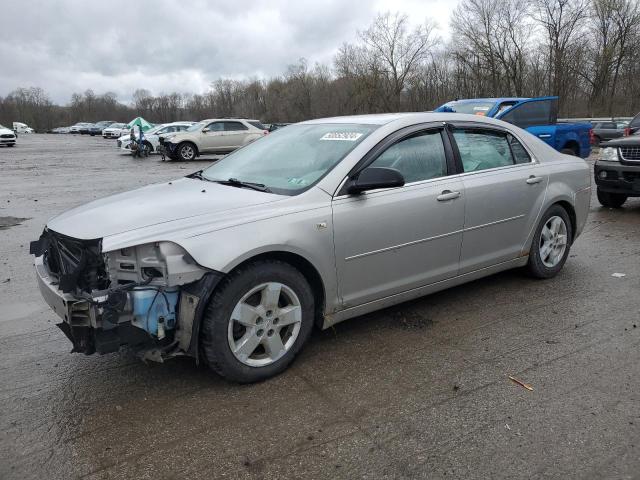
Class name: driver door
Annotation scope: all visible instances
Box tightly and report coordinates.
[201,121,225,152]
[332,127,465,308]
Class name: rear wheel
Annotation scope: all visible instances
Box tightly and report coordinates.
[200,260,315,383]
[527,205,572,279]
[177,142,196,161]
[597,188,627,208]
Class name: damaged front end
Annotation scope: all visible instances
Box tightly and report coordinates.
[30,229,222,361]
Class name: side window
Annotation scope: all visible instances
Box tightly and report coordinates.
[224,121,248,132]
[369,130,447,183]
[453,129,514,172]
[507,134,531,164]
[205,122,224,132]
[499,99,557,129]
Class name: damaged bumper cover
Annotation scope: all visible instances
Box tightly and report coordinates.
[31,230,223,360]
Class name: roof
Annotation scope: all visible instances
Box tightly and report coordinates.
[301,112,514,126]
[445,98,528,104]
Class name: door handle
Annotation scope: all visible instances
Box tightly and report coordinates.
[526,175,543,185]
[437,190,461,201]
[538,134,551,139]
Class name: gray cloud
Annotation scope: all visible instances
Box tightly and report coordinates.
[0,0,454,104]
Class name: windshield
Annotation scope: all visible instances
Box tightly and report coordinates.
[187,121,206,132]
[442,101,496,116]
[201,123,377,195]
[145,124,167,135]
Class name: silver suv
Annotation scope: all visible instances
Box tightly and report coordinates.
[162,118,267,161]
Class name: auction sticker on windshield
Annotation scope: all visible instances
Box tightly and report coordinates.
[320,132,363,141]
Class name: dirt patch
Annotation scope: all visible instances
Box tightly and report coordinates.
[389,309,434,330]
[0,216,30,230]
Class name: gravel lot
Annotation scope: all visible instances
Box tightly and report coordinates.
[1,134,639,479]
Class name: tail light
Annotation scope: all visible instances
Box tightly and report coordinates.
[589,128,595,145]
[624,127,631,136]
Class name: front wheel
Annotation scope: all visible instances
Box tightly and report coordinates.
[597,188,627,208]
[177,142,196,161]
[527,205,572,279]
[200,260,315,383]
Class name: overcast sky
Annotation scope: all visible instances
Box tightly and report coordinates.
[0,0,457,104]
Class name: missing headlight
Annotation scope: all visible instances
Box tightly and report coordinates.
[142,267,164,280]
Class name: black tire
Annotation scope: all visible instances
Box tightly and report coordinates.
[177,142,197,161]
[527,204,573,279]
[200,260,315,383]
[143,141,153,154]
[597,188,627,208]
[560,147,578,156]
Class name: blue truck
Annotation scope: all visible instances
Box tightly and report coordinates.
[435,96,592,158]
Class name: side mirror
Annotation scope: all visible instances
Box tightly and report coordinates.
[346,167,405,194]
[202,127,210,133]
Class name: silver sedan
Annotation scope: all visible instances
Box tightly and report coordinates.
[31,113,591,383]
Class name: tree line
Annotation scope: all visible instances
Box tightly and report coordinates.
[1,0,639,132]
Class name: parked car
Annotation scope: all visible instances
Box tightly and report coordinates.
[625,112,640,136]
[160,118,267,161]
[13,122,34,134]
[30,112,590,383]
[79,123,95,135]
[89,121,116,136]
[70,122,93,134]
[435,97,592,158]
[594,135,640,207]
[117,122,195,154]
[0,124,17,146]
[591,121,628,145]
[102,123,127,138]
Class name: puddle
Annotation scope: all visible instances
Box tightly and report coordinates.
[0,216,30,230]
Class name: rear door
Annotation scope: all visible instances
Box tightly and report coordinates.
[448,124,548,274]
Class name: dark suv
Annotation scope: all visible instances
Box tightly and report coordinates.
[594,133,640,207]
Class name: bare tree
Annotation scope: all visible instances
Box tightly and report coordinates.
[359,12,439,109]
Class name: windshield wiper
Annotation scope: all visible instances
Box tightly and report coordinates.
[186,170,212,181]
[212,178,272,193]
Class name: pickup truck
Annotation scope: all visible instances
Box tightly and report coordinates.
[435,96,592,158]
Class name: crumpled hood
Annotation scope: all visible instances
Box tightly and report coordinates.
[47,177,287,245]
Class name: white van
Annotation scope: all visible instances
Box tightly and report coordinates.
[13,122,35,134]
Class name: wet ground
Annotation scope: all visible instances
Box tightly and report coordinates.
[1,134,639,479]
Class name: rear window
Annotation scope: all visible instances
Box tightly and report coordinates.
[630,114,640,128]
[248,121,266,130]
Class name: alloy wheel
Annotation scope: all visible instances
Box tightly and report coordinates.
[227,282,302,367]
[539,215,568,268]
[180,145,195,160]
